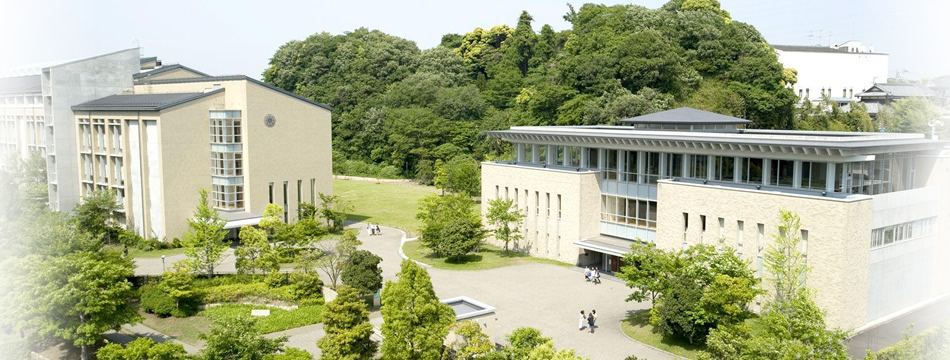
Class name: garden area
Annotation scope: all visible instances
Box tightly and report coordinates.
[403,241,569,270]
[333,178,439,235]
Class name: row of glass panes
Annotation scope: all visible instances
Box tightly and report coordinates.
[81,154,124,185]
[78,120,123,154]
[212,184,245,210]
[634,124,735,131]
[210,118,241,144]
[517,144,916,194]
[211,151,243,177]
[600,194,658,229]
[1,95,43,106]
[871,217,935,248]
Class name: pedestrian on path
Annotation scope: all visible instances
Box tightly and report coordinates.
[579,310,587,331]
[587,310,596,333]
[584,267,591,282]
[592,267,601,284]
[367,223,374,236]
[374,224,382,235]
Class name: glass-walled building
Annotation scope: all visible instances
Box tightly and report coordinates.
[481,107,950,333]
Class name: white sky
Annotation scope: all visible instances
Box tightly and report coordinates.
[1,0,948,80]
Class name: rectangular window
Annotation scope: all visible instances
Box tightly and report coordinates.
[297,180,302,217]
[586,148,599,169]
[604,149,618,180]
[283,181,288,222]
[538,146,547,164]
[269,182,274,204]
[505,187,509,199]
[210,152,243,176]
[556,146,565,165]
[739,158,764,184]
[524,145,534,164]
[871,217,937,248]
[665,153,684,179]
[569,147,582,167]
[310,178,316,204]
[644,152,661,183]
[212,184,245,210]
[545,193,551,218]
[600,195,657,229]
[770,159,794,187]
[713,156,735,182]
[535,192,540,215]
[700,215,707,232]
[514,188,519,205]
[689,155,708,180]
[209,111,242,144]
[495,185,499,199]
[623,151,639,182]
[557,194,562,220]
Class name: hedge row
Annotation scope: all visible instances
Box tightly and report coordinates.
[866,322,950,359]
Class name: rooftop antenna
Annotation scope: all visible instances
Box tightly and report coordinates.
[806,31,814,46]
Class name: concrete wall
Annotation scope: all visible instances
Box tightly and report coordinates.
[45,48,140,211]
[480,162,600,264]
[158,92,226,240]
[655,180,873,331]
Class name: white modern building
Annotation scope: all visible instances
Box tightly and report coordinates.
[481,107,950,333]
[774,41,889,103]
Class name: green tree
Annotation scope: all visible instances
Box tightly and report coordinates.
[158,266,196,316]
[887,97,940,134]
[182,189,228,278]
[447,320,494,360]
[24,250,140,360]
[434,155,481,197]
[72,189,122,245]
[650,245,761,344]
[201,317,287,360]
[318,286,377,360]
[380,260,455,360]
[485,197,525,252]
[259,203,286,236]
[503,327,550,360]
[97,337,189,360]
[235,225,280,276]
[526,341,588,360]
[341,250,383,297]
[317,229,361,289]
[417,194,486,260]
[764,209,808,311]
[619,241,672,304]
[318,193,351,231]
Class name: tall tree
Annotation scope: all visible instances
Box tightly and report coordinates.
[318,286,377,360]
[317,230,361,289]
[318,193,351,231]
[446,320,494,360]
[763,209,808,311]
[72,189,122,245]
[182,189,228,278]
[235,225,280,276]
[507,11,537,77]
[433,155,481,197]
[619,241,672,304]
[341,250,383,297]
[380,260,455,360]
[485,197,525,252]
[417,194,486,260]
[24,250,140,360]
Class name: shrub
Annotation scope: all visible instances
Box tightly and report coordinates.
[197,282,297,304]
[290,272,324,302]
[140,284,177,317]
[265,347,314,360]
[867,322,950,360]
[265,271,287,288]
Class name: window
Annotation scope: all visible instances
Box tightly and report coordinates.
[495,185,499,199]
[586,148,599,169]
[505,187,509,199]
[297,180,302,217]
[713,156,735,182]
[568,147,581,167]
[535,192,540,215]
[700,215,707,232]
[283,181,288,222]
[557,194,562,220]
[623,150,639,182]
[665,153,684,179]
[538,146,547,164]
[871,217,936,248]
[800,162,828,190]
[644,152,661,184]
[212,184,244,210]
[600,195,657,229]
[689,155,708,180]
[545,193,551,217]
[806,88,810,98]
[524,145,534,163]
[769,159,794,187]
[556,146,565,165]
[604,149,618,180]
[739,158,764,184]
[269,182,274,204]
[310,179,316,204]
[209,111,242,144]
[210,152,243,176]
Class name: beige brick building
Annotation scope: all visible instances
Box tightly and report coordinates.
[71,72,332,240]
[481,107,950,332]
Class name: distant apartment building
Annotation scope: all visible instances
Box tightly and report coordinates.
[774,41,888,104]
[0,48,141,211]
[481,107,950,332]
[72,73,333,240]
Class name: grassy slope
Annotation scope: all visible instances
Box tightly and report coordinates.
[403,241,572,270]
[332,178,440,236]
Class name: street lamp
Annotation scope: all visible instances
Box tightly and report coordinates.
[161,255,166,273]
[928,119,944,140]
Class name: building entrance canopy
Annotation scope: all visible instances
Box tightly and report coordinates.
[574,235,638,257]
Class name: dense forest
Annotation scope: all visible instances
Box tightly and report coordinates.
[261,0,916,180]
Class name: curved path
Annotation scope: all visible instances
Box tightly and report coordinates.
[357,224,676,360]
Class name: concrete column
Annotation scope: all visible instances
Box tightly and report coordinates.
[637,151,645,184]
[531,144,540,164]
[516,143,525,162]
[547,145,557,166]
[597,148,605,169]
[563,146,571,167]
[762,159,771,186]
[793,160,803,189]
[826,162,836,192]
[734,157,742,182]
[707,155,715,180]
[580,147,589,168]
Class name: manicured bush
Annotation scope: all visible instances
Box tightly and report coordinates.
[265,271,287,288]
[202,304,324,334]
[290,272,324,304]
[196,282,297,304]
[140,284,177,317]
[265,347,314,360]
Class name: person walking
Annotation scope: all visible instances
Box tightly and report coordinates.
[367,223,373,236]
[375,224,382,235]
[578,310,587,331]
[588,310,596,333]
[584,267,591,282]
[592,267,601,284]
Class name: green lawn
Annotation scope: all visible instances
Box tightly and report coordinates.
[333,178,440,235]
[621,310,706,359]
[139,304,323,345]
[403,241,572,270]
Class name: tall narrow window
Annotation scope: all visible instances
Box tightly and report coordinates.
[310,178,315,204]
[297,180,302,218]
[283,181,288,223]
[557,194,562,220]
[269,182,274,204]
[737,220,745,255]
[514,188,519,205]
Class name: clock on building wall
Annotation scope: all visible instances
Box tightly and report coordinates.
[264,114,276,127]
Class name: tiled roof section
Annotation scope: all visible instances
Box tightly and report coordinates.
[135,75,332,111]
[858,83,936,98]
[772,44,887,55]
[71,89,224,111]
[0,75,42,95]
[618,107,752,125]
[133,64,210,80]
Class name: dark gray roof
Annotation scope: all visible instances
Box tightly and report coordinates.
[140,56,157,64]
[135,75,332,111]
[618,107,752,125]
[772,44,887,55]
[71,89,224,111]
[133,64,210,80]
[857,83,936,98]
[0,75,41,95]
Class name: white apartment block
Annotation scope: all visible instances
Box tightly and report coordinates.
[775,41,889,103]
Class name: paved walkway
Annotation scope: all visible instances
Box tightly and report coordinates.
[848,296,950,358]
[134,248,237,276]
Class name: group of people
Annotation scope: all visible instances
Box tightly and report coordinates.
[579,309,598,333]
[366,223,383,236]
[584,267,601,284]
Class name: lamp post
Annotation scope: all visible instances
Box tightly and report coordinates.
[928,119,944,140]
[161,255,166,273]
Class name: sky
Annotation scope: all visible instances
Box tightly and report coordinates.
[1,0,948,81]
